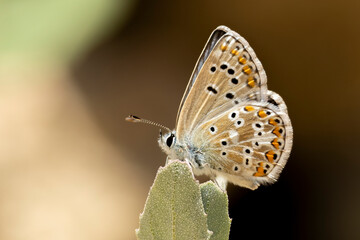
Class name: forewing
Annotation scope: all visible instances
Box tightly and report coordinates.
[176,26,227,122]
[176,26,268,142]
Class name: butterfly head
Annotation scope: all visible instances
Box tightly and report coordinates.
[158,129,180,159]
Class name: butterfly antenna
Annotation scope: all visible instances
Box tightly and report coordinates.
[125,115,171,132]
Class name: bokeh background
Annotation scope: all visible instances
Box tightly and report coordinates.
[1,0,359,239]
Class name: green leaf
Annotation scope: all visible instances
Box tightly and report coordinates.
[136,160,212,240]
[200,181,231,240]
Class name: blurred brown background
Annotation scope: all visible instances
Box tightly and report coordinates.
[0,0,359,239]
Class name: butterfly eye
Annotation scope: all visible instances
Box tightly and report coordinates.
[166,134,175,147]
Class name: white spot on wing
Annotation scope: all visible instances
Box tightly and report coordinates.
[228,130,239,143]
[235,118,244,128]
[228,110,239,121]
[252,121,264,130]
[209,125,217,135]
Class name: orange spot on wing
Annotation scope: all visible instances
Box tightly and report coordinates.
[221,43,227,51]
[258,110,267,118]
[272,127,282,137]
[268,118,278,126]
[271,138,280,149]
[238,57,247,65]
[254,167,266,177]
[265,150,275,163]
[247,77,256,88]
[231,49,239,55]
[244,106,255,112]
[242,65,252,75]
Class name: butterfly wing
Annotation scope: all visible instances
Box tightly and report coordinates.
[175,26,292,189]
[176,26,268,142]
[176,26,228,124]
[191,93,293,190]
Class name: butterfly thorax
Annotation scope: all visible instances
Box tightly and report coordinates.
[158,131,208,172]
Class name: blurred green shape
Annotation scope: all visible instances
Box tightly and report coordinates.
[200,181,231,240]
[0,0,136,63]
[136,160,212,240]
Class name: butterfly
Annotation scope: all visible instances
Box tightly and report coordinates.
[126,26,293,190]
